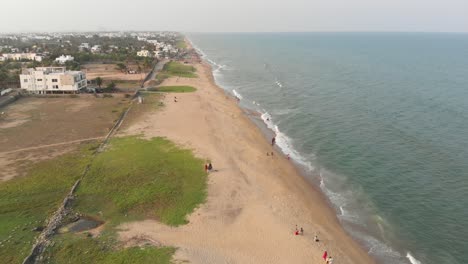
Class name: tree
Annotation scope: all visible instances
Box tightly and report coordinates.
[107,82,116,89]
[116,63,127,73]
[95,77,103,88]
[143,58,153,71]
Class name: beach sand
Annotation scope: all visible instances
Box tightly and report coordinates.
[118,62,375,264]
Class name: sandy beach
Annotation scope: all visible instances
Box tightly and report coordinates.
[118,61,375,264]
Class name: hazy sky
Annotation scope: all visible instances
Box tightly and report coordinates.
[1,0,467,33]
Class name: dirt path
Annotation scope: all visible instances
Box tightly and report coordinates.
[0,137,104,155]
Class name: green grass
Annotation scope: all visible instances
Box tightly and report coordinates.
[75,136,207,226]
[0,144,96,263]
[154,86,196,93]
[43,233,175,264]
[161,61,197,78]
[1,135,207,263]
[175,40,187,49]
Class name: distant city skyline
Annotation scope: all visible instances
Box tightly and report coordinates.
[1,0,467,33]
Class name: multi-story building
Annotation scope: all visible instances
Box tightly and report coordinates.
[20,67,87,94]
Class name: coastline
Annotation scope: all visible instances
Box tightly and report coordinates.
[118,52,375,262]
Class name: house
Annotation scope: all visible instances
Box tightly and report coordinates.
[91,45,101,53]
[79,43,90,51]
[137,50,152,57]
[20,67,87,94]
[55,55,74,64]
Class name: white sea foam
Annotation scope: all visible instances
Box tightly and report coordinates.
[406,252,422,264]
[260,112,314,171]
[232,89,243,100]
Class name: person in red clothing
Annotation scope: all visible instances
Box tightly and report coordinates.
[322,251,328,261]
[204,163,208,173]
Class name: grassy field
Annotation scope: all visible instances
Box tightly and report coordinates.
[161,61,197,78]
[75,136,207,226]
[152,86,197,93]
[176,40,187,49]
[41,136,207,263]
[0,144,96,263]
[43,233,175,264]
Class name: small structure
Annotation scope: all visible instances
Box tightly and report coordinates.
[137,50,152,57]
[55,55,74,64]
[20,67,87,94]
[91,45,101,54]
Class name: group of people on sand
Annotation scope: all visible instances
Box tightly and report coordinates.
[323,250,333,264]
[293,225,333,263]
[204,162,213,173]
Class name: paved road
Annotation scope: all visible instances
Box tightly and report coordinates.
[141,59,169,87]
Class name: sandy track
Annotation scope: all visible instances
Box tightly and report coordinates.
[0,137,103,155]
[118,63,374,264]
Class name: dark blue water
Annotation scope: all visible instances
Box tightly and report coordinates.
[187,33,468,264]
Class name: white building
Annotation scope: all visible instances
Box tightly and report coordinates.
[137,50,152,57]
[55,55,74,64]
[1,53,43,62]
[79,43,90,51]
[20,67,87,94]
[91,45,101,53]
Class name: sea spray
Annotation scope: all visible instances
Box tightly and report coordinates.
[406,252,422,264]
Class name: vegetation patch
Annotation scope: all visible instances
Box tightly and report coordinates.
[75,136,207,226]
[43,136,207,262]
[152,86,196,93]
[161,61,197,78]
[43,233,175,264]
[0,144,96,263]
[175,40,187,49]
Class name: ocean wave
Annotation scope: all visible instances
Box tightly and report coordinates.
[406,252,422,264]
[232,89,243,100]
[260,112,314,171]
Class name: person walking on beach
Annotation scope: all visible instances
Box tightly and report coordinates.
[208,162,213,172]
[204,163,208,173]
[322,251,328,261]
[300,227,304,235]
[271,136,276,146]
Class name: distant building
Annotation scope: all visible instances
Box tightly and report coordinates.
[137,50,152,57]
[1,53,43,62]
[20,67,87,94]
[55,55,74,64]
[91,45,101,53]
[79,43,90,51]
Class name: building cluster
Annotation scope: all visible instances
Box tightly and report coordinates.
[1,31,185,92]
[0,53,43,62]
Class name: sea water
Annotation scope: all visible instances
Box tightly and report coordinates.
[187,33,468,264]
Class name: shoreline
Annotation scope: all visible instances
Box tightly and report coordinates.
[119,53,375,263]
[202,59,377,261]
